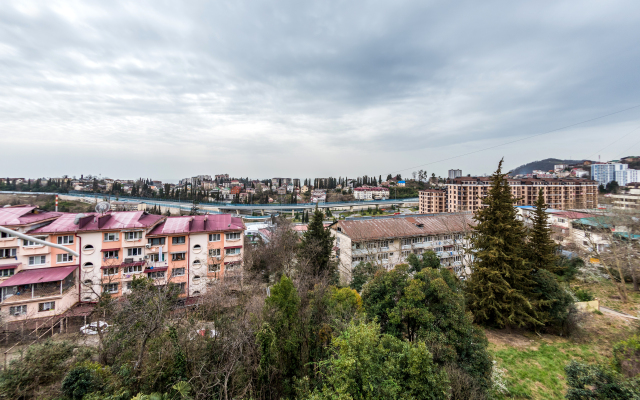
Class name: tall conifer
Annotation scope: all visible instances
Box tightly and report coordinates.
[527,189,558,272]
[465,160,540,329]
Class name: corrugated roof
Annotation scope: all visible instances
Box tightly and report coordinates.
[148,214,245,236]
[335,213,475,241]
[0,206,61,226]
[0,265,77,287]
[32,211,164,234]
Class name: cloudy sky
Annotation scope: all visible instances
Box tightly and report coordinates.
[2,1,640,182]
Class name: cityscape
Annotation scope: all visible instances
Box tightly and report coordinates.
[1,1,640,399]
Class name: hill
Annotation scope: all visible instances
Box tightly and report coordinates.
[508,158,587,176]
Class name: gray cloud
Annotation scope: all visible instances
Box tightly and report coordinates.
[1,0,640,181]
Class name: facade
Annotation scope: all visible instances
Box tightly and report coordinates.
[446,176,598,213]
[608,187,640,210]
[353,186,390,200]
[330,213,474,284]
[590,163,639,186]
[418,189,446,213]
[448,169,462,179]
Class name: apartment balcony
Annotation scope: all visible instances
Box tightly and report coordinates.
[412,242,429,249]
[0,238,18,249]
[352,248,370,256]
[401,244,412,250]
[21,245,51,256]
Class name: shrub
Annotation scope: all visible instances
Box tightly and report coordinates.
[573,288,595,302]
[532,269,575,329]
[565,360,640,400]
[62,365,102,400]
[613,335,640,378]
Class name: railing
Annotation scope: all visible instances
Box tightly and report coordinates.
[2,313,67,369]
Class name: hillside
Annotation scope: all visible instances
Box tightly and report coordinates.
[509,158,588,175]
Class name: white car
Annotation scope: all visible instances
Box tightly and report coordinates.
[80,321,109,335]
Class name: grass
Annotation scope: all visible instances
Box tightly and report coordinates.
[491,341,602,399]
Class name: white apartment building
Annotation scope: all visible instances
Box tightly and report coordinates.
[353,186,390,200]
[448,169,462,179]
[591,163,639,186]
[330,213,474,284]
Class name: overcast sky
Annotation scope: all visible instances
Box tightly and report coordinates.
[2,1,640,182]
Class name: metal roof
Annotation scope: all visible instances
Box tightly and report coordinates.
[0,265,77,287]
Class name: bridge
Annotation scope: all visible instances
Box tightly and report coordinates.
[1,191,419,215]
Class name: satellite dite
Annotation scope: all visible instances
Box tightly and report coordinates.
[95,201,111,214]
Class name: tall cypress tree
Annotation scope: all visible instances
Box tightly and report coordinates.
[299,206,336,281]
[465,160,540,330]
[527,189,558,273]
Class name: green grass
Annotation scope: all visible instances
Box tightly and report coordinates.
[491,342,602,399]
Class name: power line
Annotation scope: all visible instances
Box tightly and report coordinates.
[585,124,640,160]
[391,103,640,174]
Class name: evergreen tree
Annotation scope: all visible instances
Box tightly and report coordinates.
[465,159,540,329]
[527,189,558,273]
[299,206,336,280]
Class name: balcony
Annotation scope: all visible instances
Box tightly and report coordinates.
[21,245,51,256]
[0,238,18,249]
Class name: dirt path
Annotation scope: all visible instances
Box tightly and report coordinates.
[600,306,639,320]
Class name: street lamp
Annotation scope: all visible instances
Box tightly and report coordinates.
[0,226,79,257]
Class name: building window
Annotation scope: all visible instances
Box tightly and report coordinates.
[209,248,221,257]
[148,237,166,246]
[172,268,185,277]
[208,234,221,242]
[0,248,16,258]
[9,305,27,316]
[123,265,143,274]
[83,262,94,269]
[104,267,119,276]
[172,236,186,245]
[225,248,241,256]
[208,264,220,272]
[193,244,202,252]
[38,301,55,312]
[104,232,119,242]
[103,250,119,259]
[28,255,46,265]
[56,254,73,263]
[149,253,166,262]
[103,283,118,294]
[83,244,94,251]
[225,232,241,241]
[23,236,46,247]
[148,271,165,279]
[172,252,186,261]
[0,231,10,238]
[124,231,142,241]
[127,248,142,257]
[0,268,15,277]
[175,282,186,294]
[57,235,74,245]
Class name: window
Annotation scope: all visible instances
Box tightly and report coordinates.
[148,237,166,246]
[23,236,46,247]
[172,252,186,261]
[193,259,201,266]
[378,253,389,260]
[172,236,186,245]
[28,256,46,265]
[126,281,132,290]
[209,264,220,272]
[0,248,16,258]
[57,235,74,245]
[103,267,119,276]
[123,265,143,274]
[103,283,118,294]
[127,248,142,257]
[208,234,220,242]
[172,268,185,277]
[209,248,221,257]
[226,262,239,270]
[56,254,73,263]
[83,262,94,269]
[83,244,94,251]
[0,267,15,277]
[193,244,202,252]
[38,301,55,312]
[176,282,186,294]
[104,232,119,242]
[124,231,142,241]
[149,253,166,262]
[0,231,10,238]
[9,305,27,315]
[84,279,93,285]
[558,218,566,223]
[148,271,165,279]
[225,232,241,240]
[225,248,241,256]
[103,250,119,259]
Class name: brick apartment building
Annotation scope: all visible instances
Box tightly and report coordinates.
[419,177,598,214]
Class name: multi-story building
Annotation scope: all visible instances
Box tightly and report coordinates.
[448,169,462,179]
[330,213,474,284]
[418,189,447,213]
[591,163,636,186]
[446,177,597,213]
[353,186,390,200]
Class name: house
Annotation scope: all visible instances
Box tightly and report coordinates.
[397,181,406,187]
[353,186,390,200]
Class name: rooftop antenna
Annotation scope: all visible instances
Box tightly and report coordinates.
[95,201,111,215]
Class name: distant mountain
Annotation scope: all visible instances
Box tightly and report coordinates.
[508,158,588,176]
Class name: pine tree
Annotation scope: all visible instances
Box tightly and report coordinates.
[299,206,336,280]
[527,189,558,273]
[465,159,540,330]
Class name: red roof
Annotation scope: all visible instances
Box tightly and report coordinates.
[224,245,242,249]
[0,265,77,287]
[32,211,164,234]
[0,263,20,270]
[0,206,61,226]
[144,267,168,273]
[148,214,245,236]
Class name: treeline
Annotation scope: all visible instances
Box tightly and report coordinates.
[0,177,72,193]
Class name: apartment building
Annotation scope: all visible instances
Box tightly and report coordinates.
[353,186,390,200]
[0,206,75,322]
[448,169,462,179]
[330,213,474,284]
[446,177,597,213]
[418,189,446,213]
[591,163,639,186]
[608,187,640,210]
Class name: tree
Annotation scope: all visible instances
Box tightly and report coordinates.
[565,361,640,400]
[406,251,440,273]
[527,189,559,273]
[362,264,493,390]
[465,159,540,330]
[300,321,450,400]
[349,262,383,292]
[299,207,336,280]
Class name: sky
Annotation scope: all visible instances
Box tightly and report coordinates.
[2,1,640,182]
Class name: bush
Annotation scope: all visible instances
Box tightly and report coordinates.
[573,288,595,302]
[613,335,640,378]
[531,269,575,329]
[62,362,106,400]
[565,360,640,399]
